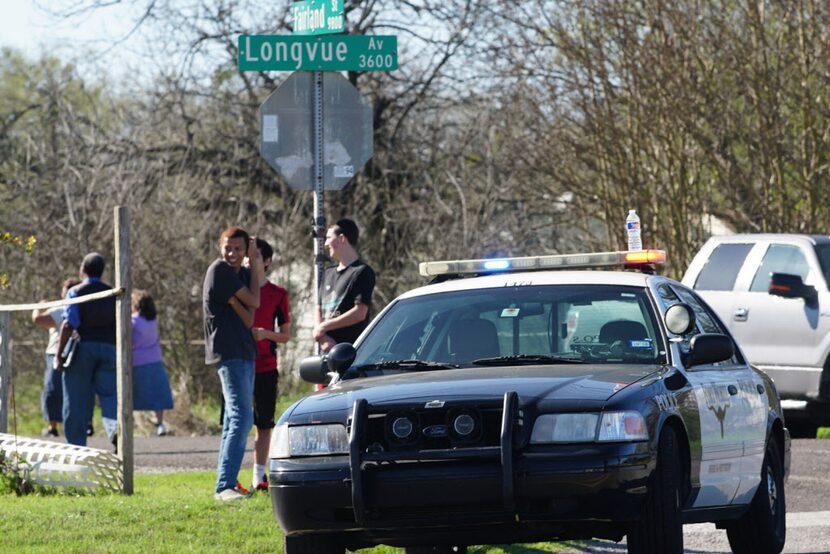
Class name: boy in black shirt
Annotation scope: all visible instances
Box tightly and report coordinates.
[313,218,375,352]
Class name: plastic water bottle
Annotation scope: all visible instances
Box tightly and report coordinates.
[626,210,642,251]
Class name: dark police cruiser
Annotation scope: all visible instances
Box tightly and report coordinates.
[269,250,790,554]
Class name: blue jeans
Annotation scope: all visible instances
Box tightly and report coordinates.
[215,358,254,493]
[62,341,117,446]
[42,353,63,422]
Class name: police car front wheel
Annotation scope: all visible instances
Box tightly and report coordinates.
[626,426,684,554]
[725,438,786,554]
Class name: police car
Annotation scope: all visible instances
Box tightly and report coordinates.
[270,251,790,554]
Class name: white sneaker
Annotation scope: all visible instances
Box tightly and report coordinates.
[156,423,168,436]
[214,488,246,502]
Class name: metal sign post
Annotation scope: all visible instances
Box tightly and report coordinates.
[313,70,326,352]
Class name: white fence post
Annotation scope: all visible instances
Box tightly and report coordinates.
[0,312,9,433]
[115,206,133,495]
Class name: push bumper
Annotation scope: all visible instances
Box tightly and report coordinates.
[270,394,653,546]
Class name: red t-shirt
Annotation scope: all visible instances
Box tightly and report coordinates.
[254,282,291,373]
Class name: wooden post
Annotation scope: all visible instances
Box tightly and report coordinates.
[115,206,133,494]
[0,312,10,434]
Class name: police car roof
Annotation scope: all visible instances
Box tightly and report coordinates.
[398,270,656,300]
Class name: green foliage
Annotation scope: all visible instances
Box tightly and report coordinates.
[0,231,36,289]
[818,427,830,440]
[0,450,35,496]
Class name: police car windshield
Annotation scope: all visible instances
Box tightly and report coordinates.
[351,284,665,372]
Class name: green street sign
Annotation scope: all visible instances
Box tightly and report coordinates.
[291,0,344,35]
[238,35,398,72]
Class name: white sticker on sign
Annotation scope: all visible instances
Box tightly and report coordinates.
[262,115,278,143]
[333,165,354,178]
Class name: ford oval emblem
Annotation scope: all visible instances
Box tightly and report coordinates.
[423,425,448,438]
[425,400,445,409]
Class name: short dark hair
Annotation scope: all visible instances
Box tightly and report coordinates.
[131,289,157,321]
[82,253,105,278]
[218,226,250,250]
[333,218,359,247]
[256,237,273,260]
[62,277,81,296]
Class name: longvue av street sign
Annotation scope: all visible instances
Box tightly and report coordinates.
[238,34,397,72]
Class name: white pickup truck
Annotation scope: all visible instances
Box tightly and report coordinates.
[682,233,830,437]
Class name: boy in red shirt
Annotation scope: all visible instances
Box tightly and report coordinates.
[250,238,291,491]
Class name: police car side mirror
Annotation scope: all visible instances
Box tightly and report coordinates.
[769,272,818,307]
[664,303,696,335]
[326,342,356,374]
[299,355,329,384]
[685,333,735,367]
[299,344,357,384]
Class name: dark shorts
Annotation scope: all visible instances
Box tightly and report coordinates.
[253,369,278,430]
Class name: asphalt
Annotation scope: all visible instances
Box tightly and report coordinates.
[41,434,250,474]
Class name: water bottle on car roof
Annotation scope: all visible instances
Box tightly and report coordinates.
[626,209,642,251]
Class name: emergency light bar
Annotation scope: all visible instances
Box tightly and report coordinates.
[419,250,666,277]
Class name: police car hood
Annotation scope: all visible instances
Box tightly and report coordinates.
[287,364,663,419]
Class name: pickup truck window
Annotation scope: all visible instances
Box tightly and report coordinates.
[815,244,830,289]
[749,244,809,292]
[694,243,752,291]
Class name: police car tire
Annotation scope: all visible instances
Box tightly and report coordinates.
[626,427,683,554]
[284,535,344,554]
[725,438,786,554]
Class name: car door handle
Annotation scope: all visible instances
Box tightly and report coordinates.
[728,384,738,396]
[733,308,748,322]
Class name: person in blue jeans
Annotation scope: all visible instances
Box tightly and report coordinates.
[32,277,79,437]
[55,253,118,448]
[203,226,263,501]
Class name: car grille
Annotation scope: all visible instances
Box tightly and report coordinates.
[347,392,521,524]
[353,400,505,455]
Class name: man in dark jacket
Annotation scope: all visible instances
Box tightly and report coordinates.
[56,253,117,447]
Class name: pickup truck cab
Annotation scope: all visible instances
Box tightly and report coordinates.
[682,234,830,436]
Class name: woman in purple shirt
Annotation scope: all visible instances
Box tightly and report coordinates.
[132,290,174,435]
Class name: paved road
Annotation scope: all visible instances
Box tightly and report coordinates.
[77,436,830,553]
[81,434,253,473]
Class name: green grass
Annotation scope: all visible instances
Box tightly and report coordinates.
[818,427,830,439]
[0,472,579,553]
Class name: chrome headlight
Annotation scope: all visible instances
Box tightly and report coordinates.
[269,423,349,458]
[530,411,648,444]
[530,413,599,443]
[597,411,648,441]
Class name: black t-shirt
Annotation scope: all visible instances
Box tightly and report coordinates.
[320,259,376,344]
[203,259,256,364]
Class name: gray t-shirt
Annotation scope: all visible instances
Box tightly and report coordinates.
[45,307,64,355]
[202,259,256,364]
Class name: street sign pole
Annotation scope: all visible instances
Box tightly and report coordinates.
[242,11,395,357]
[313,70,325,355]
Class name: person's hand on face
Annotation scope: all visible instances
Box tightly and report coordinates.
[246,237,260,267]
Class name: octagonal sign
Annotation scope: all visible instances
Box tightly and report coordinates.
[260,71,373,191]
